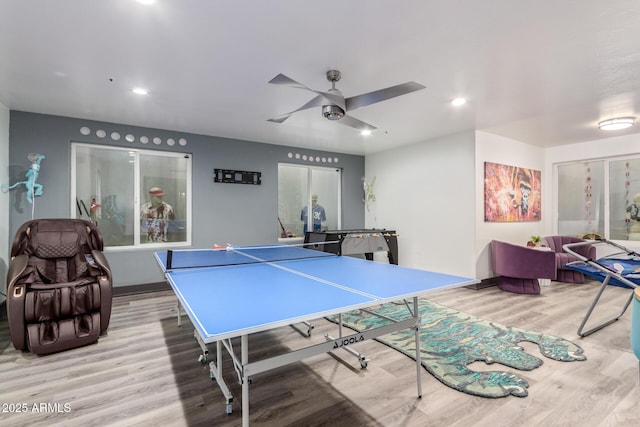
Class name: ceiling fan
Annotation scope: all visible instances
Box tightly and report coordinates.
[267,70,425,131]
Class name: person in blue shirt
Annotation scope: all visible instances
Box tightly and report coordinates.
[301,194,326,233]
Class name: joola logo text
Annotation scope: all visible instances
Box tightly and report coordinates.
[333,335,364,349]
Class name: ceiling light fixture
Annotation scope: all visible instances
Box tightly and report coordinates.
[322,104,344,120]
[598,117,635,131]
[451,97,467,106]
[136,0,155,5]
[132,87,148,95]
[360,130,372,136]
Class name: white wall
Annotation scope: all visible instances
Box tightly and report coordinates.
[366,129,640,282]
[365,132,476,278]
[475,131,548,279]
[0,103,9,302]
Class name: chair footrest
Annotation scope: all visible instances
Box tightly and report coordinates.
[26,313,101,355]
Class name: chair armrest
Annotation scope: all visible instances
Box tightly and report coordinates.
[7,254,29,288]
[7,254,29,350]
[491,241,556,279]
[91,250,111,275]
[91,249,112,333]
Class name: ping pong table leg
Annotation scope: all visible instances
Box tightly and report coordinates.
[207,341,233,414]
[242,334,250,427]
[324,313,370,368]
[290,320,315,337]
[413,296,423,398]
[176,301,182,327]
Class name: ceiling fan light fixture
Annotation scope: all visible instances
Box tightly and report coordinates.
[322,105,345,120]
[598,117,635,131]
[268,69,424,130]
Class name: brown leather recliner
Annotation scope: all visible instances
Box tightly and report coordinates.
[7,218,112,355]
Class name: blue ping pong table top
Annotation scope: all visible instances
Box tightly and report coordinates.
[155,247,477,342]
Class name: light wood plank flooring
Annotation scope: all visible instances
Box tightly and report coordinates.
[0,280,638,426]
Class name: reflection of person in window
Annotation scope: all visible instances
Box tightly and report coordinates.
[301,194,326,233]
[141,187,175,242]
[626,192,640,240]
[90,198,100,225]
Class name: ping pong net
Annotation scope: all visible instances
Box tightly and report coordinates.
[162,243,338,270]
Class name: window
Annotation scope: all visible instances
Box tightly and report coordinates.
[277,164,341,239]
[71,143,191,248]
[557,161,604,237]
[610,158,640,240]
[557,156,640,241]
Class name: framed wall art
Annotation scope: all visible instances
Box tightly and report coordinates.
[484,162,541,222]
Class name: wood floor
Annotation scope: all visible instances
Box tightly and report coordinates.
[0,279,638,427]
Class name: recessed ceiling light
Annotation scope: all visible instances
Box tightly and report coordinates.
[132,87,148,95]
[136,0,155,5]
[598,117,635,131]
[361,130,372,136]
[451,98,467,106]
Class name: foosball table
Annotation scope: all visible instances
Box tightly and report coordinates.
[304,229,399,264]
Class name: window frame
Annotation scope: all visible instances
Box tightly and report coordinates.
[277,163,342,241]
[70,142,192,250]
[555,154,640,241]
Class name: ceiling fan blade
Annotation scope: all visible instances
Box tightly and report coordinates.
[267,115,292,124]
[269,73,346,106]
[317,91,346,110]
[338,114,377,131]
[268,73,312,91]
[267,95,325,123]
[345,81,426,111]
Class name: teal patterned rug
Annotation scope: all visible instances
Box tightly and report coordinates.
[329,298,586,398]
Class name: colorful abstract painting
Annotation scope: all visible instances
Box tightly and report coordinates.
[484,162,541,222]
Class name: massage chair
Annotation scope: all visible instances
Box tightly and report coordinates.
[6,218,112,355]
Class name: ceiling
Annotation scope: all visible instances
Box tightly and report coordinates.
[2,0,640,156]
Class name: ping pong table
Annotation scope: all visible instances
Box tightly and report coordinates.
[155,245,476,426]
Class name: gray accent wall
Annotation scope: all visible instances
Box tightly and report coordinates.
[8,111,365,286]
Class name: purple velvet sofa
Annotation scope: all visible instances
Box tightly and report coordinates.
[542,235,597,283]
[490,240,556,294]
